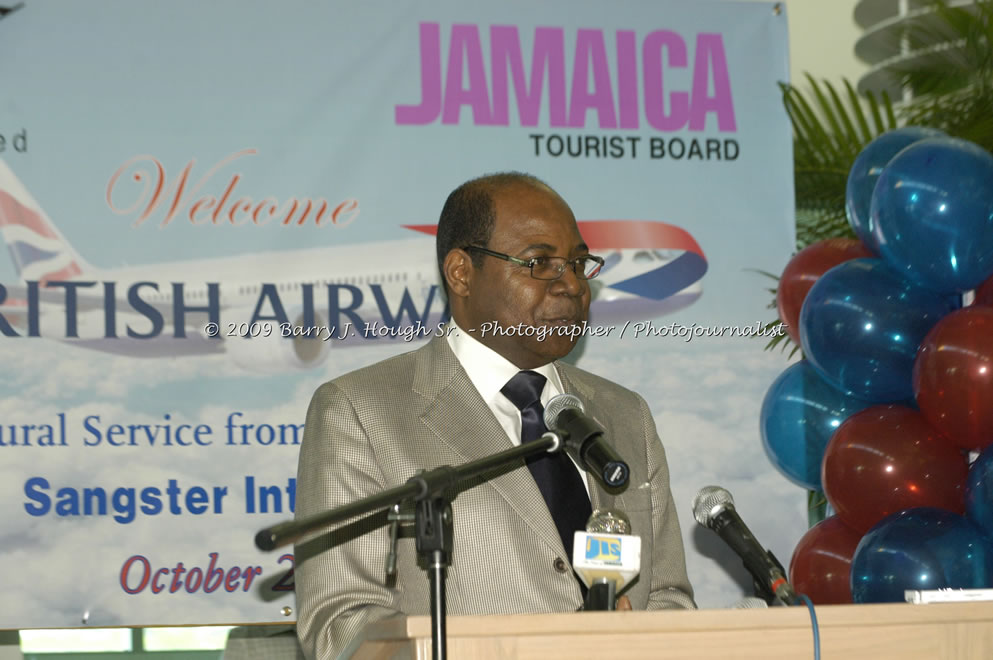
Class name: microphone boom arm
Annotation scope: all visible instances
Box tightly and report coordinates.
[256,432,562,551]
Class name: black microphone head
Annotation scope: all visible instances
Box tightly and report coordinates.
[692,485,734,528]
[543,393,583,428]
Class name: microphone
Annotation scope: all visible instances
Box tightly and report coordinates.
[544,394,630,489]
[692,486,798,606]
[572,509,641,610]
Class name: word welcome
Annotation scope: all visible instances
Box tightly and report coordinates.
[107,149,359,228]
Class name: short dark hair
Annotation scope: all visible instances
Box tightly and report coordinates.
[436,172,550,294]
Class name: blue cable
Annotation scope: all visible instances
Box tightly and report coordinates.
[797,593,820,660]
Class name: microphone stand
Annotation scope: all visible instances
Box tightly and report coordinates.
[255,432,563,660]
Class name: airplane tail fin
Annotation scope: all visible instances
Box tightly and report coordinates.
[0,159,92,283]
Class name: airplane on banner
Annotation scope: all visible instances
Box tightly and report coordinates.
[0,159,706,371]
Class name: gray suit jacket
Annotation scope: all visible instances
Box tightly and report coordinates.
[294,336,694,659]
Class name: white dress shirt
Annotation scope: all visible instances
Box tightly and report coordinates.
[446,320,591,496]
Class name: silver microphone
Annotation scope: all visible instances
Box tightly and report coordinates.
[693,486,798,606]
[573,509,640,610]
[586,508,631,535]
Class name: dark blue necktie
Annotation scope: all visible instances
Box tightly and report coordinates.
[501,370,593,560]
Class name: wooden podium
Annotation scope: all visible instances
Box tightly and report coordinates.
[345,601,993,659]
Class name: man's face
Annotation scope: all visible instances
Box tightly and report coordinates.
[458,183,591,369]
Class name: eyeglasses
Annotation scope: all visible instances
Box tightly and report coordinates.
[463,245,605,280]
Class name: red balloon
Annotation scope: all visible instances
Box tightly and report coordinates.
[789,515,861,604]
[822,405,968,534]
[776,239,874,343]
[976,273,993,307]
[914,307,993,450]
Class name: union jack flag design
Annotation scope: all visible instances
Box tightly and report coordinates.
[0,159,87,284]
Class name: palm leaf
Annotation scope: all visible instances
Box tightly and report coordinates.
[784,77,897,251]
[762,78,897,354]
[896,1,993,96]
[893,0,993,150]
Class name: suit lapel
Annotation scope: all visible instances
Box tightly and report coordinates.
[413,337,566,555]
[555,364,618,514]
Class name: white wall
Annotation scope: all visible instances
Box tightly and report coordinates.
[732,0,868,88]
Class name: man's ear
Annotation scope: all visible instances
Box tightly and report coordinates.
[443,248,473,299]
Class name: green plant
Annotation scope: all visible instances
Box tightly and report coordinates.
[763,77,897,355]
[898,0,993,150]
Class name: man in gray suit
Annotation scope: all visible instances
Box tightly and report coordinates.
[294,173,695,659]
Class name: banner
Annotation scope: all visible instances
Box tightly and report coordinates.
[0,0,798,627]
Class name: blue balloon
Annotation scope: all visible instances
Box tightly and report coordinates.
[851,507,993,603]
[872,136,993,293]
[799,258,956,402]
[760,360,874,490]
[967,445,993,540]
[846,127,944,252]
